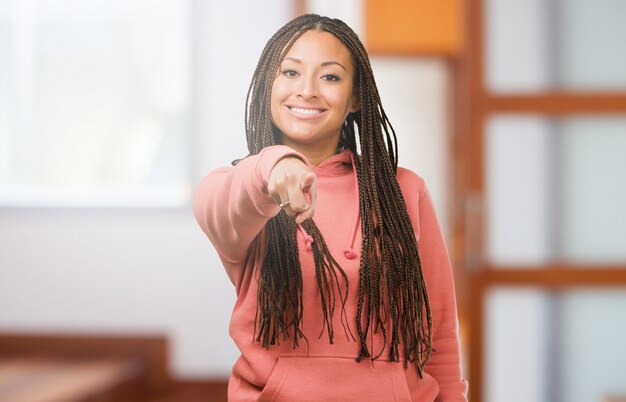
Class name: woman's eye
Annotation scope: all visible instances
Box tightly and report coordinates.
[322,74,340,81]
[282,69,298,77]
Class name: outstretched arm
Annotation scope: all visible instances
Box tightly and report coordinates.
[192,145,315,263]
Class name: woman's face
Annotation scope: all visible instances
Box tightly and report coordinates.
[270,30,356,160]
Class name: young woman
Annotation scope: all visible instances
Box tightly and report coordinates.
[193,14,468,401]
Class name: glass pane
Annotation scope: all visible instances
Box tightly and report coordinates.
[559,0,626,90]
[485,288,551,402]
[558,290,626,402]
[560,118,626,262]
[0,2,11,186]
[486,115,626,265]
[486,288,626,402]
[0,0,191,206]
[485,116,555,265]
[485,0,626,92]
[485,0,551,92]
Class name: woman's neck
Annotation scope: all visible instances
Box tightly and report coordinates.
[280,140,340,166]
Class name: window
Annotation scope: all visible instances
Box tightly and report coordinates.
[460,0,626,401]
[0,0,191,207]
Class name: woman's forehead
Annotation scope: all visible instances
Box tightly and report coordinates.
[281,30,353,69]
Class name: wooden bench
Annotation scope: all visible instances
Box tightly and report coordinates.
[0,354,145,402]
[0,333,170,402]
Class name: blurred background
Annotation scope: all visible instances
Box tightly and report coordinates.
[1,0,625,401]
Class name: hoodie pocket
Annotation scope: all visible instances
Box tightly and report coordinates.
[256,357,296,402]
[256,356,414,402]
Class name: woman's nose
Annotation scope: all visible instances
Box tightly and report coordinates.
[297,75,318,99]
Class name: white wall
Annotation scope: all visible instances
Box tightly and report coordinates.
[0,1,452,379]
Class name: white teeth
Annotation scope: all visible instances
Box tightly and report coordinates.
[289,106,323,115]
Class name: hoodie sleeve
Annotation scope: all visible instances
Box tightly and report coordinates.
[192,145,307,264]
[415,178,468,401]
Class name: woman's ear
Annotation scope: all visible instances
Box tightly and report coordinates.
[350,93,360,113]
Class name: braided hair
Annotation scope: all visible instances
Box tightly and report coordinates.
[245,14,432,376]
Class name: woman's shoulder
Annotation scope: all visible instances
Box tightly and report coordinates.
[396,166,427,197]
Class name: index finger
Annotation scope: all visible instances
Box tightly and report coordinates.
[302,173,316,207]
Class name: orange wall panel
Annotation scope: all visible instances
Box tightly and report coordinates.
[365,0,461,55]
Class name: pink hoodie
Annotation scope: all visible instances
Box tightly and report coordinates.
[193,145,468,401]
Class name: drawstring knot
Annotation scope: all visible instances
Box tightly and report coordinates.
[304,235,314,251]
[297,224,314,252]
[344,248,357,259]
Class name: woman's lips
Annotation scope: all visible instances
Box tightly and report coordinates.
[286,105,327,118]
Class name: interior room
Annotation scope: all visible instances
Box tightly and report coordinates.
[1,0,625,401]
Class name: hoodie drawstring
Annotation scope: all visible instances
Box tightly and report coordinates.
[296,150,360,260]
[343,151,359,260]
[297,224,314,251]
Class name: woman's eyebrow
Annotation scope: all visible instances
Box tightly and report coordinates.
[321,61,347,71]
[283,57,347,72]
[282,57,302,65]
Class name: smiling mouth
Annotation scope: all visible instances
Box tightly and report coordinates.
[287,106,326,115]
